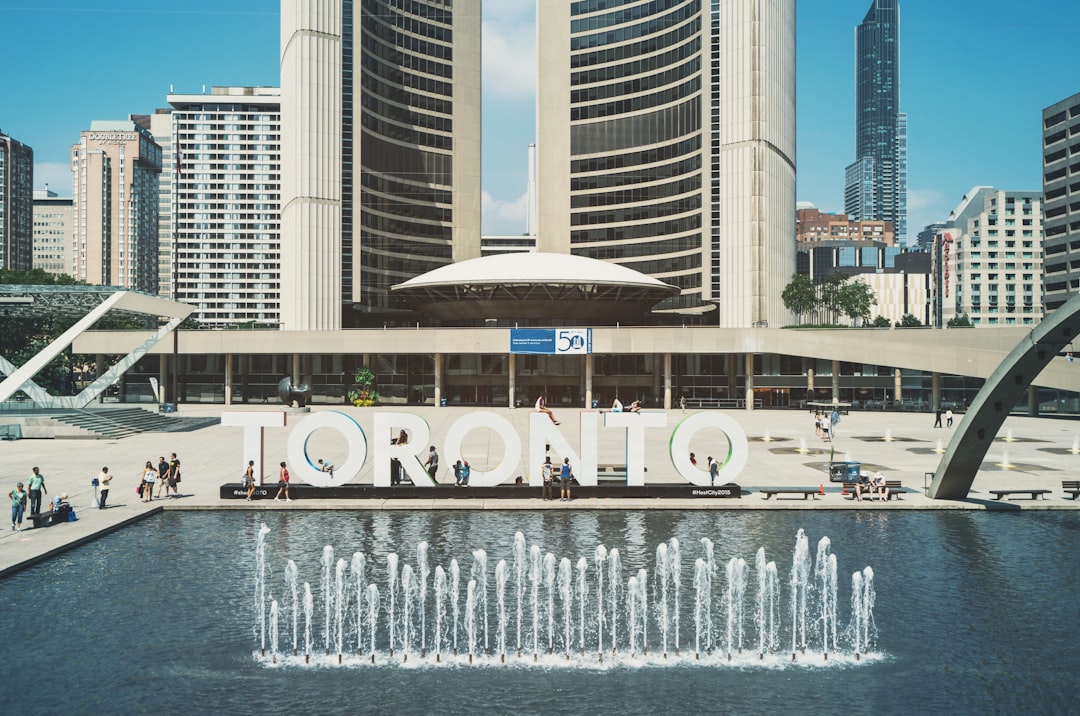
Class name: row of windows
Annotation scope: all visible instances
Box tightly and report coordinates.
[361,56,452,107]
[571,212,701,243]
[360,172,451,205]
[570,0,683,35]
[360,211,452,241]
[571,16,697,69]
[571,0,643,16]
[572,36,698,86]
[571,175,700,209]
[360,110,452,151]
[384,0,453,26]
[360,88,452,134]
[573,194,701,226]
[361,2,453,60]
[572,56,699,107]
[571,234,701,259]
[361,132,452,186]
[572,76,700,121]
[571,96,700,155]
[361,29,452,80]
[571,135,700,174]
[571,3,696,51]
[572,155,700,192]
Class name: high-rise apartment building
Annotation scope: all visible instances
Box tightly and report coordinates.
[536,0,795,326]
[844,0,907,244]
[933,187,1043,327]
[280,0,482,330]
[164,87,281,326]
[70,120,162,291]
[32,187,72,277]
[915,222,946,253]
[1042,92,1080,312]
[0,129,34,271]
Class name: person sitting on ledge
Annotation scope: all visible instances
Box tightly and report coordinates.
[317,459,334,477]
[611,398,623,413]
[628,400,642,413]
[535,394,559,425]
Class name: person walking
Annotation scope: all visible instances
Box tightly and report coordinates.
[98,467,112,509]
[156,456,170,498]
[274,462,292,502]
[27,466,47,516]
[10,482,28,532]
[459,460,470,487]
[453,460,464,486]
[425,446,440,483]
[166,452,182,498]
[708,456,719,486]
[141,461,157,502]
[934,408,943,428]
[559,457,573,502]
[541,456,554,500]
[243,461,256,501]
[945,409,954,428]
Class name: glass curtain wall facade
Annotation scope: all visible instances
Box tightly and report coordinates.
[845,0,907,243]
[0,131,34,272]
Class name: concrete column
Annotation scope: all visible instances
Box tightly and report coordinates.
[584,354,593,408]
[292,353,301,385]
[240,355,249,404]
[931,371,941,410]
[95,353,106,403]
[663,353,672,410]
[224,353,233,406]
[508,353,516,408]
[894,368,903,403]
[652,353,662,405]
[158,354,168,403]
[831,359,840,404]
[807,366,815,391]
[727,354,737,398]
[745,352,754,411]
[434,353,443,407]
[1028,385,1040,416]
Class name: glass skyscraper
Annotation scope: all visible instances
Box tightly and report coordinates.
[844,0,907,244]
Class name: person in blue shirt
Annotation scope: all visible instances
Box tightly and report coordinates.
[560,458,573,501]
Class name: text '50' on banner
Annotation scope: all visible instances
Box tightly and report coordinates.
[510,328,592,355]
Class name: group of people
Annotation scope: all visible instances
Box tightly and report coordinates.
[933,408,955,428]
[138,453,182,502]
[854,471,890,502]
[610,398,642,413]
[540,456,574,501]
[9,468,73,531]
[813,409,840,442]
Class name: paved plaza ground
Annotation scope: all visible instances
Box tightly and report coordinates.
[2,404,1078,575]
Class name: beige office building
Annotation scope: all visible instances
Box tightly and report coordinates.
[280,0,482,330]
[32,187,72,277]
[70,120,162,291]
[536,0,796,326]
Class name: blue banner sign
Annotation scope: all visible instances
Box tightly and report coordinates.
[510,328,592,355]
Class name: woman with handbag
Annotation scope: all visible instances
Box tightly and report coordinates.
[141,461,157,502]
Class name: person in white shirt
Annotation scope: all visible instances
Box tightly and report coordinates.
[535,394,559,425]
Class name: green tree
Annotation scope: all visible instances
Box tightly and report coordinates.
[837,278,876,325]
[781,274,817,324]
[870,315,892,328]
[898,313,922,327]
[819,273,848,323]
[0,269,84,395]
[947,313,973,327]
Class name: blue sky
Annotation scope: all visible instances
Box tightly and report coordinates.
[2,1,1078,242]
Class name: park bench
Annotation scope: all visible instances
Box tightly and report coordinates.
[760,488,818,500]
[844,480,904,501]
[29,504,72,529]
[1062,480,1080,499]
[988,489,1051,501]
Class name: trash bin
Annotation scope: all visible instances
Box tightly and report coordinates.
[845,462,862,481]
[828,463,846,483]
[440,398,447,407]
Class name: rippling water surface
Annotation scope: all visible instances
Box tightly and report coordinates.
[2,510,1075,715]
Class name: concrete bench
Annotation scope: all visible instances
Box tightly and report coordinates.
[29,504,72,528]
[845,480,904,501]
[760,488,818,500]
[1062,480,1080,499]
[989,489,1051,501]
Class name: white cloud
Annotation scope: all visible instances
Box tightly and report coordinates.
[481,189,529,235]
[482,3,535,101]
[34,162,74,196]
[906,187,954,241]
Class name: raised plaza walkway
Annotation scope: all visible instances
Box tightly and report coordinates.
[1,405,1077,577]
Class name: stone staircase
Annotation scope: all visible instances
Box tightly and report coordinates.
[49,408,220,439]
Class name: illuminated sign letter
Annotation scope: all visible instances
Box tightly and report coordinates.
[373,413,432,487]
[529,412,598,486]
[669,413,748,486]
[286,411,368,486]
[604,412,668,486]
[444,411,522,487]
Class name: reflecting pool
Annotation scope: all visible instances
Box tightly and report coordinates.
[2,510,1075,715]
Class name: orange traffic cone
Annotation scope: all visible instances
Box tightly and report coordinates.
[841,482,848,496]
[819,483,825,496]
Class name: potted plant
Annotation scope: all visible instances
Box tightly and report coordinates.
[347,367,380,407]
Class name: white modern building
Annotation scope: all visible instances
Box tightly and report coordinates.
[933,187,1044,326]
[31,187,72,277]
[280,0,482,330]
[165,87,281,326]
[536,0,796,326]
[1042,92,1080,312]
